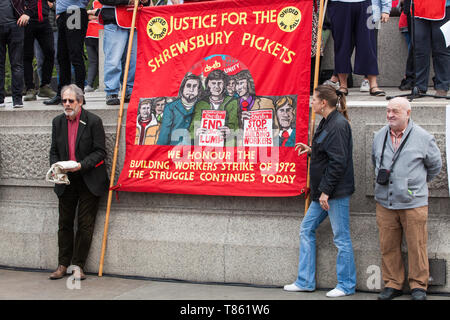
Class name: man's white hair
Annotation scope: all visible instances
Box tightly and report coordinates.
[388,97,411,111]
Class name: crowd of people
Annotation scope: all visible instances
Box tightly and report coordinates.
[0,0,448,110]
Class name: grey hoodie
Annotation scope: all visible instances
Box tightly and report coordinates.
[371,119,442,210]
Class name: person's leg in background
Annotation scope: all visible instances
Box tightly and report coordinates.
[430,7,450,97]
[35,21,56,98]
[85,37,99,92]
[8,23,25,108]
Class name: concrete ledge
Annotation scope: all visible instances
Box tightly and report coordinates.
[0,91,449,293]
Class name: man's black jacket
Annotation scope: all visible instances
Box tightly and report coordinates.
[309,109,355,201]
[50,108,110,197]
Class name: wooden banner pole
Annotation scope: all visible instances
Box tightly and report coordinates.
[305,0,327,215]
[98,0,140,277]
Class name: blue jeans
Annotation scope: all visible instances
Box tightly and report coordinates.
[295,196,356,294]
[103,24,137,96]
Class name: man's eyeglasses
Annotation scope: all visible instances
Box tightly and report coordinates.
[62,99,75,104]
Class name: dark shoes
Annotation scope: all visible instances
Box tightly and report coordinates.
[44,95,61,105]
[398,79,413,91]
[378,287,403,300]
[106,94,120,105]
[49,265,68,280]
[411,288,427,300]
[38,85,56,98]
[370,87,386,96]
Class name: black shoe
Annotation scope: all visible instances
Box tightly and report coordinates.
[411,288,427,301]
[398,79,413,91]
[124,93,132,103]
[378,287,403,300]
[106,94,120,105]
[44,95,61,105]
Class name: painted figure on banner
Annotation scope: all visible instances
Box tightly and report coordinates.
[235,70,276,130]
[135,97,166,145]
[189,69,239,146]
[153,97,166,123]
[276,96,296,147]
[157,73,203,146]
[226,75,238,98]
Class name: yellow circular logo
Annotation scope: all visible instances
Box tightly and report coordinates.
[147,17,168,41]
[277,7,301,33]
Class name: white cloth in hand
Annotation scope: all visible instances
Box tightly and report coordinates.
[45,161,79,185]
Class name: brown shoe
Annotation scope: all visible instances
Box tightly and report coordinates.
[73,267,86,281]
[435,90,448,97]
[49,265,67,280]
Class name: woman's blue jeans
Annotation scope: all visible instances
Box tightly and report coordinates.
[295,196,356,294]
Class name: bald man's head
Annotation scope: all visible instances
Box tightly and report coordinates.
[386,97,411,132]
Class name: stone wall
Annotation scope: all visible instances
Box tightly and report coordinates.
[0,100,449,293]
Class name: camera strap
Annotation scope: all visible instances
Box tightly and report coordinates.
[380,127,413,172]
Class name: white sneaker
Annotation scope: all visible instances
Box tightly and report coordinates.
[0,102,5,108]
[360,79,370,92]
[326,288,347,298]
[84,85,94,92]
[323,79,340,90]
[283,283,314,292]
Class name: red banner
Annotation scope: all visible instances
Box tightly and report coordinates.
[114,0,312,197]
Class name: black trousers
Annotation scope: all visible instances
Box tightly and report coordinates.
[56,9,88,95]
[24,20,55,90]
[58,173,100,269]
[85,37,99,87]
[0,23,24,104]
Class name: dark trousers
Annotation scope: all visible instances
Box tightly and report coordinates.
[58,173,100,269]
[56,9,88,95]
[24,20,55,90]
[414,7,450,92]
[404,12,415,84]
[328,0,378,76]
[85,38,99,87]
[0,23,24,104]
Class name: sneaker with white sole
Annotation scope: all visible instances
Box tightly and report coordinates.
[84,85,94,93]
[326,288,347,298]
[360,79,370,92]
[283,283,315,292]
[323,79,340,90]
[0,101,5,108]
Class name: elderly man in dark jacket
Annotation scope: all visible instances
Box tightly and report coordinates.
[0,0,28,108]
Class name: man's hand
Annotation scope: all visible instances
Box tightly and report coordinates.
[65,163,82,173]
[381,13,390,23]
[241,111,251,122]
[218,126,231,138]
[17,14,30,27]
[294,142,311,156]
[319,192,329,211]
[88,9,100,21]
[196,127,207,136]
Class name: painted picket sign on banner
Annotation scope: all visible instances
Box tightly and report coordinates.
[114,0,312,197]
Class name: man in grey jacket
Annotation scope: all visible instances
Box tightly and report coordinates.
[372,97,442,301]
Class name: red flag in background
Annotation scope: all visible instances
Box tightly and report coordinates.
[114,0,313,197]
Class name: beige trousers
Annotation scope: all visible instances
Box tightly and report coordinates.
[376,203,429,291]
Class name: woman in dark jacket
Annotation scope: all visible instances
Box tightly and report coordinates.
[284,85,356,298]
